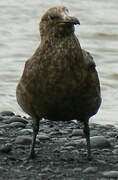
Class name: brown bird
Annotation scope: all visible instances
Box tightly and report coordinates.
[16,6,101,160]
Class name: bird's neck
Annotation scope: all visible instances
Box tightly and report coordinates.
[40,32,84,66]
[40,25,75,41]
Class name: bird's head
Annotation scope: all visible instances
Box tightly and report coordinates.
[40,6,80,40]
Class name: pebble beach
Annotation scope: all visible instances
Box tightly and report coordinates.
[0,111,118,179]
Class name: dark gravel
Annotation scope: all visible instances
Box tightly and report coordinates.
[0,111,118,180]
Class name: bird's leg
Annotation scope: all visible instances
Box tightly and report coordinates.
[28,118,40,159]
[83,119,92,160]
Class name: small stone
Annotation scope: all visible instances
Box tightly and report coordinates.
[0,130,4,135]
[57,138,67,143]
[49,131,61,136]
[91,136,111,148]
[0,167,7,173]
[108,137,115,144]
[107,132,117,137]
[102,171,118,178]
[96,159,106,165]
[0,137,5,143]
[90,130,98,136]
[26,165,33,170]
[5,116,28,124]
[15,136,32,145]
[13,169,22,173]
[52,137,67,143]
[0,122,26,128]
[106,124,115,129]
[0,143,12,153]
[71,119,78,124]
[9,122,26,128]
[71,149,80,158]
[20,129,33,134]
[61,146,74,151]
[112,149,118,154]
[0,111,15,116]
[65,140,80,147]
[0,116,4,121]
[89,123,98,129]
[0,124,10,128]
[37,133,50,140]
[41,167,53,173]
[60,130,69,134]
[114,145,118,148]
[102,148,111,152]
[73,167,82,172]
[83,167,98,173]
[61,149,80,161]
[37,173,47,178]
[73,136,111,148]
[72,129,83,136]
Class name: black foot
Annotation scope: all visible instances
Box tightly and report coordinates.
[21,153,36,166]
[27,151,36,160]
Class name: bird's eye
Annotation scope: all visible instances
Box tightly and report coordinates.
[49,15,59,20]
[89,64,96,72]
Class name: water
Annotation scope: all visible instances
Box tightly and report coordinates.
[0,0,117,126]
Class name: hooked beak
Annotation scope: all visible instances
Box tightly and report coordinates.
[64,16,80,25]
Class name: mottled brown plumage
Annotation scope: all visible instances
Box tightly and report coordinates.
[16,6,101,159]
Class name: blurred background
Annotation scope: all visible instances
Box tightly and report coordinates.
[0,0,117,125]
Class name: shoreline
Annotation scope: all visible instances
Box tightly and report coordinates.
[0,110,118,179]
